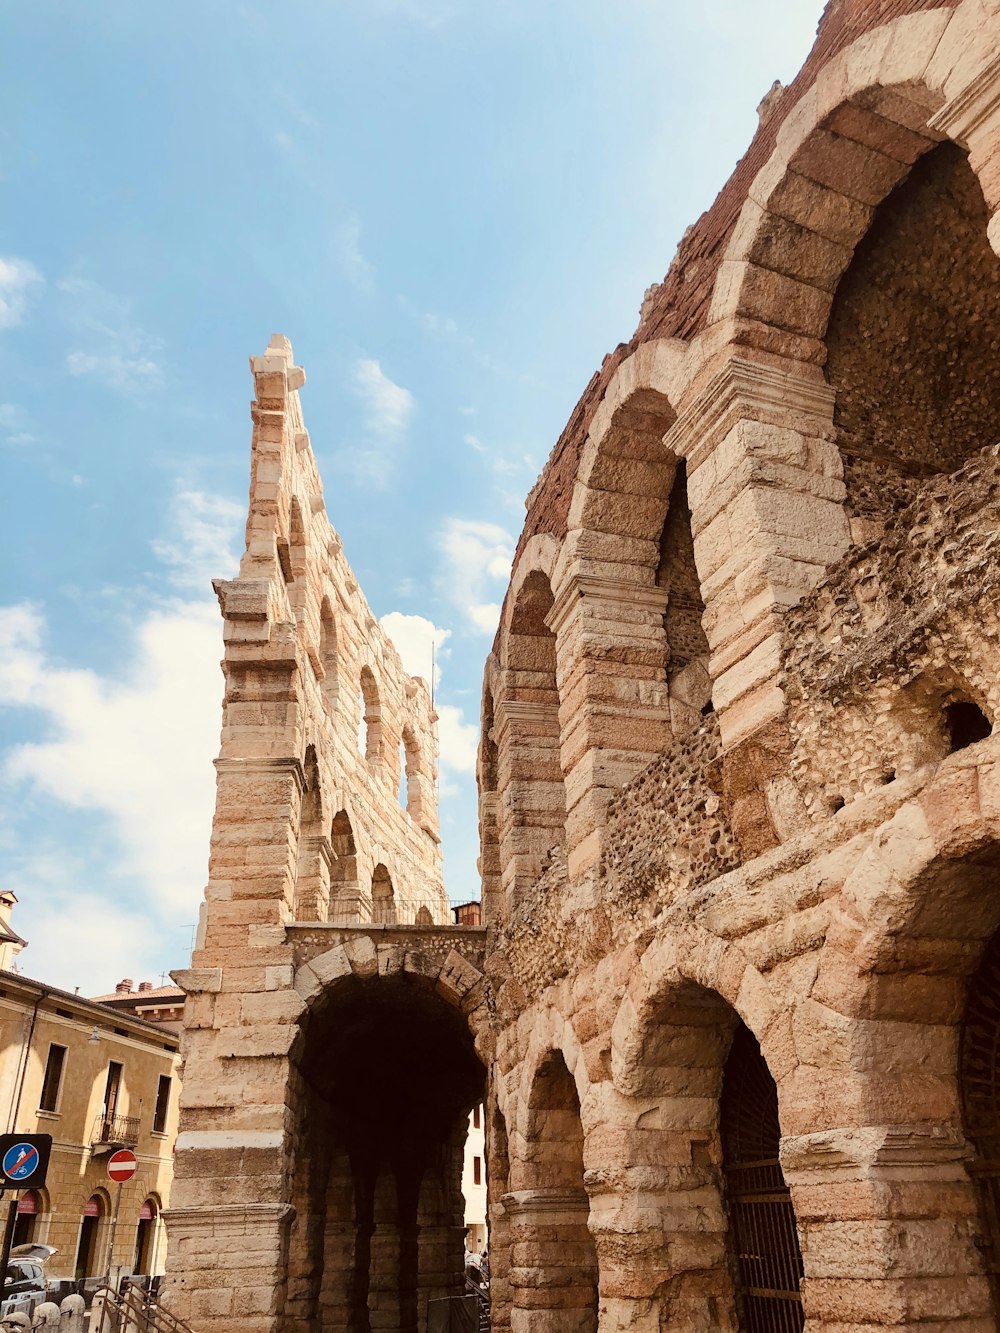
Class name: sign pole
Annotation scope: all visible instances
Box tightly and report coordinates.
[0,1194,18,1294]
[104,1180,123,1291]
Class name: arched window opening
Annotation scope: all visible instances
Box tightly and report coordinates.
[288,496,308,580]
[415,905,432,925]
[328,811,361,924]
[827,142,1000,536]
[519,1051,598,1333]
[499,572,567,900]
[721,1024,804,1331]
[295,748,329,922]
[947,700,992,754]
[655,461,711,732]
[358,668,383,768]
[372,863,395,925]
[319,599,339,710]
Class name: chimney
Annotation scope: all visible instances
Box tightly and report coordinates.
[138,981,153,993]
[116,979,134,994]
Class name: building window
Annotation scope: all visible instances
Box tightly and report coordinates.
[38,1044,66,1113]
[473,1156,481,1186]
[152,1075,171,1134]
[473,1105,481,1129]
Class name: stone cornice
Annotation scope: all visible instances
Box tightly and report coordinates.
[547,574,668,637]
[929,51,1000,145]
[493,698,558,746]
[215,755,307,792]
[781,1123,970,1183]
[665,356,835,472]
[162,1202,295,1232]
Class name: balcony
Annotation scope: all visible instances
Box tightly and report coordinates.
[91,1112,140,1152]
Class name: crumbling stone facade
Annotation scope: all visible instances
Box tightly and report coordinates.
[168,1,1000,1330]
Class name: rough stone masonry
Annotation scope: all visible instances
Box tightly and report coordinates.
[164,0,1000,1329]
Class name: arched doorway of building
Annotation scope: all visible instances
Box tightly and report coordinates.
[75,1193,107,1281]
[286,972,485,1333]
[721,1023,804,1332]
[11,1190,42,1248]
[133,1197,160,1275]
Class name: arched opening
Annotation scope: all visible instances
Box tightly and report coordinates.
[511,1051,597,1333]
[75,1192,108,1281]
[656,460,711,731]
[320,598,340,711]
[133,1197,160,1275]
[880,671,994,780]
[12,1190,42,1248]
[721,1024,804,1331]
[497,572,567,903]
[372,863,395,926]
[826,142,1000,537]
[329,811,362,924]
[295,746,330,922]
[947,701,992,754]
[287,974,485,1333]
[359,669,384,769]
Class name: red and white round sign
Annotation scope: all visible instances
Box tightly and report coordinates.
[107,1149,138,1183]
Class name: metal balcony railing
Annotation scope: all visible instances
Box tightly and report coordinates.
[91,1113,140,1148]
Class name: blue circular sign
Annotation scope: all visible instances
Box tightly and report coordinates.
[3,1142,39,1181]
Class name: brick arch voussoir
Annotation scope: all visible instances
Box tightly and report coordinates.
[709,7,979,346]
[292,940,485,1016]
[566,339,689,546]
[612,921,793,1096]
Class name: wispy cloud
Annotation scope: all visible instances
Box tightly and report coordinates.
[355,358,414,435]
[59,276,164,394]
[0,257,43,330]
[380,611,449,689]
[337,219,374,290]
[437,517,514,635]
[150,489,244,591]
[0,403,35,449]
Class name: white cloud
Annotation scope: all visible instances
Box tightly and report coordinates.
[151,489,244,591]
[0,257,43,330]
[59,276,164,393]
[437,517,514,634]
[436,703,477,774]
[465,433,488,454]
[337,219,374,290]
[354,358,413,436]
[380,612,449,688]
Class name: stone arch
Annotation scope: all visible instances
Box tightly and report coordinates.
[359,666,384,769]
[328,808,362,923]
[610,942,803,1331]
[319,597,339,710]
[509,1047,598,1333]
[295,745,330,922]
[495,567,566,905]
[371,862,396,925]
[288,946,488,1333]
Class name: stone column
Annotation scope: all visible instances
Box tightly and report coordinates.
[782,1124,992,1330]
[368,1168,402,1333]
[494,699,566,906]
[294,833,332,921]
[667,358,850,852]
[504,1189,598,1333]
[547,576,671,877]
[318,1150,358,1333]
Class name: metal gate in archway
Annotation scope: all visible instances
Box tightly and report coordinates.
[962,929,1000,1309]
[721,1024,805,1333]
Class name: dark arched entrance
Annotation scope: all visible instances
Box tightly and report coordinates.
[287,974,485,1333]
[962,926,1000,1311]
[721,1023,804,1332]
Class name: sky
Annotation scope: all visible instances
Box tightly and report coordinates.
[0,0,824,995]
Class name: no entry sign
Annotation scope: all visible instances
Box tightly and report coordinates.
[107,1149,138,1183]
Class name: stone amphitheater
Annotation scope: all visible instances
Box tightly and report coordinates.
[163,0,1000,1329]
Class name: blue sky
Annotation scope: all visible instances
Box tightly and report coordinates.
[0,0,822,994]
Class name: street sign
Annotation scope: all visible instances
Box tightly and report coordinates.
[0,1134,51,1188]
[107,1149,138,1183]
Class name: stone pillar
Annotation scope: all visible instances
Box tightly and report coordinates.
[416,1130,466,1329]
[294,833,332,922]
[547,576,671,877]
[782,1124,993,1330]
[318,1150,357,1333]
[494,699,566,907]
[504,1189,598,1333]
[667,358,849,852]
[478,789,502,924]
[369,1168,402,1333]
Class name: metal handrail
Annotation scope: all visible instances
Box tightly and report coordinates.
[91,1284,197,1333]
